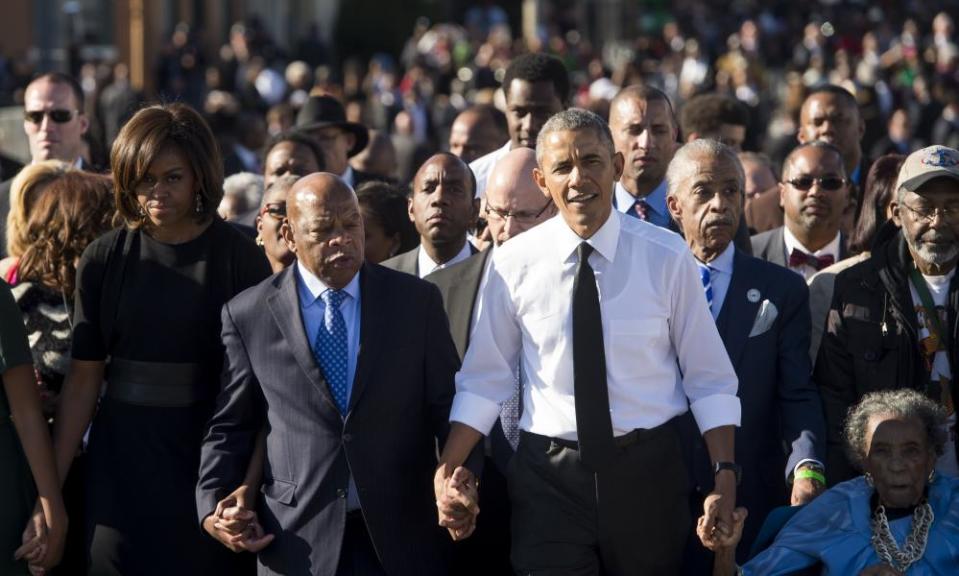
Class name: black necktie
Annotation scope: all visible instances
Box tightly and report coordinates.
[572,242,617,471]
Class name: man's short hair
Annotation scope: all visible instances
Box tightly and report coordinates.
[502,53,571,106]
[666,139,744,197]
[461,104,508,135]
[412,152,477,197]
[804,84,859,113]
[781,141,846,180]
[535,108,614,166]
[610,84,677,128]
[679,94,749,140]
[28,72,85,110]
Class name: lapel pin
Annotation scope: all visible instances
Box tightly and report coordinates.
[747,289,761,303]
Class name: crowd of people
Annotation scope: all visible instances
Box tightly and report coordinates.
[1,3,959,576]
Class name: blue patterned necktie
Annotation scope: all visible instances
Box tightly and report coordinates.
[314,289,349,414]
[697,262,714,313]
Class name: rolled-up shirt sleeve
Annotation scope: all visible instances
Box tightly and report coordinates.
[669,249,741,434]
[449,256,522,435]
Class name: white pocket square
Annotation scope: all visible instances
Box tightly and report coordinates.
[748,299,778,338]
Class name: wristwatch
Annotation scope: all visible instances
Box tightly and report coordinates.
[713,461,742,486]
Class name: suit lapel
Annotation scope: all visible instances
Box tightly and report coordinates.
[444,251,489,358]
[716,250,764,368]
[771,227,788,267]
[349,264,387,413]
[267,268,339,412]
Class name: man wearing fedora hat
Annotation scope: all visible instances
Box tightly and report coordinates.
[816,144,959,483]
[296,94,377,189]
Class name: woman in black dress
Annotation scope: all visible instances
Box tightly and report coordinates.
[52,103,271,575]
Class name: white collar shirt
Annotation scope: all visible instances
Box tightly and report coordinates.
[782,226,841,281]
[418,241,473,279]
[450,211,741,440]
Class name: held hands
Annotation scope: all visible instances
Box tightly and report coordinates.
[858,564,903,576]
[203,485,274,553]
[15,499,67,575]
[433,463,480,541]
[699,471,738,549]
[697,507,747,552]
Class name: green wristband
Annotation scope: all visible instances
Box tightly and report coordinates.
[795,468,826,485]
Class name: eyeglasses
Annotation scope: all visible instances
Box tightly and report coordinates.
[24,109,80,124]
[785,176,847,191]
[260,202,287,219]
[899,202,959,223]
[485,199,553,223]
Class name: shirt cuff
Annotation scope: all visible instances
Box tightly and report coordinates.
[792,459,824,478]
[689,393,741,435]
[449,390,502,435]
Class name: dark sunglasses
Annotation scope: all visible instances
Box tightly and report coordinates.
[786,176,846,191]
[24,109,80,124]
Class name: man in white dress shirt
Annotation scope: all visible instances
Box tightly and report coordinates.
[469,53,568,198]
[435,109,741,574]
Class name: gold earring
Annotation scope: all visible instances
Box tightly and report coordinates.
[255,235,264,246]
[928,470,936,484]
[865,472,874,487]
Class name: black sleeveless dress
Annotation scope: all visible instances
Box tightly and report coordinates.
[71,220,270,575]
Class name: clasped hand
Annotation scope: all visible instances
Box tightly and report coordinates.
[203,486,274,553]
[15,499,67,575]
[433,463,479,541]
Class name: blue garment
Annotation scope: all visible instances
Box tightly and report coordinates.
[744,475,959,575]
[613,180,671,229]
[695,243,735,320]
[296,261,361,403]
[295,261,362,510]
[314,290,349,413]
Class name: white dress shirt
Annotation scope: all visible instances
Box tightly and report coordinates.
[468,141,511,198]
[782,227,841,281]
[698,242,736,320]
[450,211,741,440]
[418,241,473,278]
[295,262,363,510]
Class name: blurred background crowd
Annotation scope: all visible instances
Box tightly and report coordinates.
[0,0,958,183]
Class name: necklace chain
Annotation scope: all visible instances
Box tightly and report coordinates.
[870,500,934,573]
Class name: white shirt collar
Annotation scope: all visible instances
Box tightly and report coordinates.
[295,260,360,303]
[418,241,473,277]
[782,226,841,260]
[700,241,735,274]
[553,209,620,265]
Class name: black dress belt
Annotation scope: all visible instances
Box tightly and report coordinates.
[521,422,674,451]
[104,358,205,408]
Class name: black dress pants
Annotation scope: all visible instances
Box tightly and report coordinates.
[335,511,387,576]
[508,422,691,576]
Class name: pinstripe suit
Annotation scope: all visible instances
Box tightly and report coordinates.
[197,263,464,575]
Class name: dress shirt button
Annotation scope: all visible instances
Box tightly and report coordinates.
[343,433,353,442]
[336,488,346,498]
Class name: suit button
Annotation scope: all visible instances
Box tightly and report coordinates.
[343,433,353,442]
[336,488,346,498]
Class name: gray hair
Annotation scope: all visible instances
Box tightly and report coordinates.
[535,108,615,167]
[843,389,948,471]
[223,172,265,210]
[665,139,745,198]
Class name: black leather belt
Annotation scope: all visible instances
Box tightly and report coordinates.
[521,423,672,450]
[105,358,205,407]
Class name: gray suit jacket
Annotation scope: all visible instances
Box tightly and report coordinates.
[380,246,419,276]
[197,263,464,576]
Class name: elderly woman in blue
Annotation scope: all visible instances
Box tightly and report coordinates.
[701,389,959,575]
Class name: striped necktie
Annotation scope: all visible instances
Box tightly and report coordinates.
[697,262,714,313]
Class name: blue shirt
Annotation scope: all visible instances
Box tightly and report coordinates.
[295,261,362,510]
[696,242,735,320]
[613,179,671,229]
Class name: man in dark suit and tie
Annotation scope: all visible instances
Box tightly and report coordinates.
[196,173,473,575]
[751,142,852,280]
[0,73,92,257]
[426,147,555,575]
[666,139,827,567]
[381,153,479,278]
